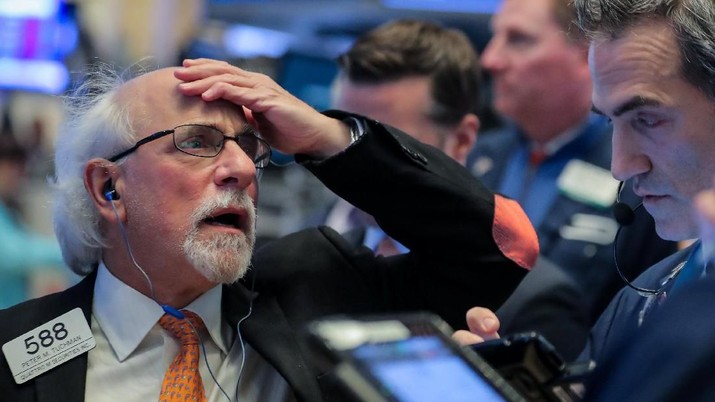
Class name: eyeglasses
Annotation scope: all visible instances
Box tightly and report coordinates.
[107,124,272,169]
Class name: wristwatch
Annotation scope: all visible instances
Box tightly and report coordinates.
[343,116,366,145]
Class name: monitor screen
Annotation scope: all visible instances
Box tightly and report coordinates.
[352,336,508,402]
[0,0,77,93]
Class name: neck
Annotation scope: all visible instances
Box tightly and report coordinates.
[103,244,214,308]
[521,107,591,146]
[519,78,593,144]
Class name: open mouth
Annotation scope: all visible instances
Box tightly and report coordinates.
[202,210,244,231]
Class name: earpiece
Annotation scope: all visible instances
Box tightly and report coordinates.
[104,180,120,201]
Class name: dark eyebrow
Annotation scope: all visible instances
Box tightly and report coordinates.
[592,96,662,118]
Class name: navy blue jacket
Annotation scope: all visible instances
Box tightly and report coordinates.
[584,257,714,401]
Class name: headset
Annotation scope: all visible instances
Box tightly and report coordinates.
[613,181,684,297]
[104,179,253,401]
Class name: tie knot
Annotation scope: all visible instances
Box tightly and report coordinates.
[159,310,205,345]
[529,148,548,166]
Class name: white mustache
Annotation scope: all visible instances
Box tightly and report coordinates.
[189,190,256,231]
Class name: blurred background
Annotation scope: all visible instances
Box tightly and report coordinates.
[0,0,498,303]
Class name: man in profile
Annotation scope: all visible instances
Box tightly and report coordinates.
[468,0,676,359]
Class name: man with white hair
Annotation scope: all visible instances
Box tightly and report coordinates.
[0,58,537,401]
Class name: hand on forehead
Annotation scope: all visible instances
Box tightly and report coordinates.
[118,67,249,134]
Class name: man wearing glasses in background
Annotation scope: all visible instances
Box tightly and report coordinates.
[0,58,537,401]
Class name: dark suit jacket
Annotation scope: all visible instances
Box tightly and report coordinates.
[581,245,694,365]
[469,122,677,359]
[495,256,589,361]
[583,274,715,402]
[0,112,533,402]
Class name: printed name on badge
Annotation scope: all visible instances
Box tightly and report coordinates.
[2,307,96,384]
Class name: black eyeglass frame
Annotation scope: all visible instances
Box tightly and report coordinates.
[106,124,272,168]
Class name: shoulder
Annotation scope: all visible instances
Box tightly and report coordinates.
[467,126,520,178]
[0,274,95,345]
[251,226,374,284]
[586,248,690,361]
[472,126,519,153]
[632,247,691,287]
[253,227,355,264]
[586,276,715,401]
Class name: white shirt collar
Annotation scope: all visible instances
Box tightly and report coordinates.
[93,262,229,362]
[529,116,592,156]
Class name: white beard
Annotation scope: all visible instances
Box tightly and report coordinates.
[183,190,256,284]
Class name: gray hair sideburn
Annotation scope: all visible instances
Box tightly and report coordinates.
[52,64,147,275]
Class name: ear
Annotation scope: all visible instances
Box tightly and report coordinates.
[448,113,480,166]
[84,158,125,223]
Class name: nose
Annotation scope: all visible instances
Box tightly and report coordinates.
[481,36,504,73]
[213,139,257,190]
[610,127,651,182]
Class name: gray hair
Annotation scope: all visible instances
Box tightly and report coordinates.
[52,63,148,275]
[574,0,715,101]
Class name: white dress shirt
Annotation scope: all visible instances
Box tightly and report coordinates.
[85,263,291,401]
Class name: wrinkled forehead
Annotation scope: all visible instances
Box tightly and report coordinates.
[589,22,681,96]
[116,67,247,136]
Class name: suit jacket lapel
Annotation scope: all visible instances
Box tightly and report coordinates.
[478,131,519,190]
[35,272,96,402]
[222,283,321,402]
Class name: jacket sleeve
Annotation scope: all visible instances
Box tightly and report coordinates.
[293,111,538,328]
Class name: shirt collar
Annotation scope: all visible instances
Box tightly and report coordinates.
[93,262,230,362]
[529,124,581,157]
[527,115,596,157]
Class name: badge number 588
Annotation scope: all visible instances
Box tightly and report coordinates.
[2,308,96,384]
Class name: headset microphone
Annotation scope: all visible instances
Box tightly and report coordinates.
[613,200,635,226]
[613,181,637,226]
[612,181,681,297]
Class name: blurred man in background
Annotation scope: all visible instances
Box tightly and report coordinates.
[318,19,481,254]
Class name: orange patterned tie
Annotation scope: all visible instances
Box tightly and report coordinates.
[159,310,207,402]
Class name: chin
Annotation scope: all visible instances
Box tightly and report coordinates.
[199,261,249,284]
[646,200,698,242]
[184,231,255,284]
[654,220,699,242]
